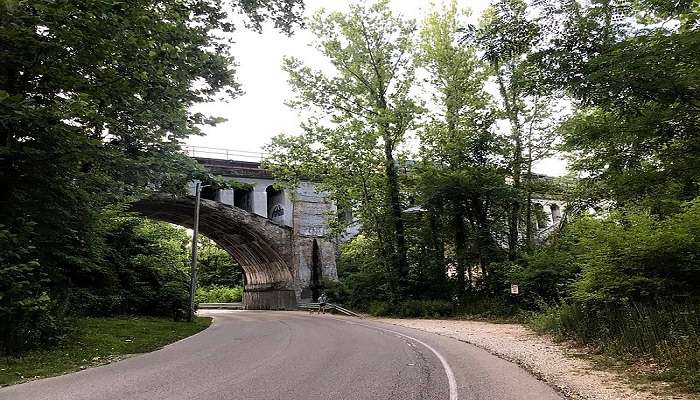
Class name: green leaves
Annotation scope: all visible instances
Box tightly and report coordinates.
[539,0,700,214]
[0,0,305,351]
[269,1,419,298]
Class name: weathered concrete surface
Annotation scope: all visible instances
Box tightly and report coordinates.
[190,159,339,303]
[131,160,340,309]
[131,194,297,310]
[292,182,338,303]
[0,311,563,400]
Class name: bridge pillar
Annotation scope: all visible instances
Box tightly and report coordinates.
[292,183,339,303]
[243,284,297,310]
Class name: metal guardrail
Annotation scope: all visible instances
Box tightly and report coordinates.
[197,302,362,318]
[198,302,244,310]
[298,303,362,318]
[182,145,268,162]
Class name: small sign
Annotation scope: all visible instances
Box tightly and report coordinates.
[510,284,520,295]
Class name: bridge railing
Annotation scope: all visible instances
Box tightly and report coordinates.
[183,145,268,162]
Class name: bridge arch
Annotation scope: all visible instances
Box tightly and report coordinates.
[130,194,297,310]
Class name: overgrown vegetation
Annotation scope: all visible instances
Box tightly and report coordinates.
[0,316,211,387]
[196,286,244,303]
[195,236,244,303]
[2,0,698,393]
[67,217,192,319]
[530,302,700,392]
[264,0,700,392]
[0,0,302,354]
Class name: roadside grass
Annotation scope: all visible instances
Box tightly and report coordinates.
[556,345,700,400]
[0,316,211,387]
[529,302,700,395]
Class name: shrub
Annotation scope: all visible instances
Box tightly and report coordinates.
[510,198,700,311]
[396,299,453,318]
[0,222,67,354]
[368,301,391,316]
[319,277,349,304]
[196,286,243,303]
[66,217,192,319]
[455,295,520,319]
[197,238,243,288]
[367,299,453,318]
[335,236,390,310]
[570,200,700,305]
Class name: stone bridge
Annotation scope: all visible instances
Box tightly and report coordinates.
[131,158,338,310]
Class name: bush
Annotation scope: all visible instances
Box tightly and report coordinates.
[197,237,243,288]
[509,198,700,311]
[455,295,521,319]
[397,299,453,317]
[196,286,243,303]
[0,222,67,354]
[569,204,700,304]
[319,277,349,304]
[368,301,391,316]
[67,217,192,318]
[367,299,453,318]
[334,236,390,310]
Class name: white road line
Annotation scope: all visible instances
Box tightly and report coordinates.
[341,320,459,400]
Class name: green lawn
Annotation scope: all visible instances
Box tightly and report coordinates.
[0,316,211,387]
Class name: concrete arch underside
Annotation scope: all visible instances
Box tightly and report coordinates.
[131,194,297,310]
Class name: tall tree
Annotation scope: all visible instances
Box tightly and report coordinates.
[0,0,304,350]
[266,0,417,299]
[417,1,511,297]
[536,0,700,215]
[419,2,485,296]
[477,0,553,259]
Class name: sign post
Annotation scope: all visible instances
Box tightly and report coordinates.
[188,181,202,322]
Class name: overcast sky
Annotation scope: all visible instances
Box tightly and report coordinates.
[188,0,568,176]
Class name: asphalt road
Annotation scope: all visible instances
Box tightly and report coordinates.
[1,310,563,400]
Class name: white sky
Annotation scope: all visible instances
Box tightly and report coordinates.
[188,0,568,176]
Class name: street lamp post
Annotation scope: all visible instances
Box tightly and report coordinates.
[188,181,204,322]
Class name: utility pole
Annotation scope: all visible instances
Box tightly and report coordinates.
[188,181,202,322]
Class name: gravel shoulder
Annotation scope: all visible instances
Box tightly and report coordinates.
[374,317,694,400]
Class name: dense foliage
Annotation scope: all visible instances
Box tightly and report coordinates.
[2,0,698,390]
[68,217,192,318]
[265,0,699,390]
[0,0,303,354]
[196,237,244,288]
[196,286,244,303]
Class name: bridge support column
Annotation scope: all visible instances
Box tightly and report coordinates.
[243,285,297,310]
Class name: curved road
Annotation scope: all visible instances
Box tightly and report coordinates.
[1,311,562,400]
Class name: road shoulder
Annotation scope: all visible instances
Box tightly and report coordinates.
[374,317,694,400]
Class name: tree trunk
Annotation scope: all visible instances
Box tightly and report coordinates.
[496,73,523,261]
[452,205,468,301]
[427,203,445,270]
[1,64,20,147]
[525,145,533,249]
[469,195,490,280]
[382,129,409,298]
